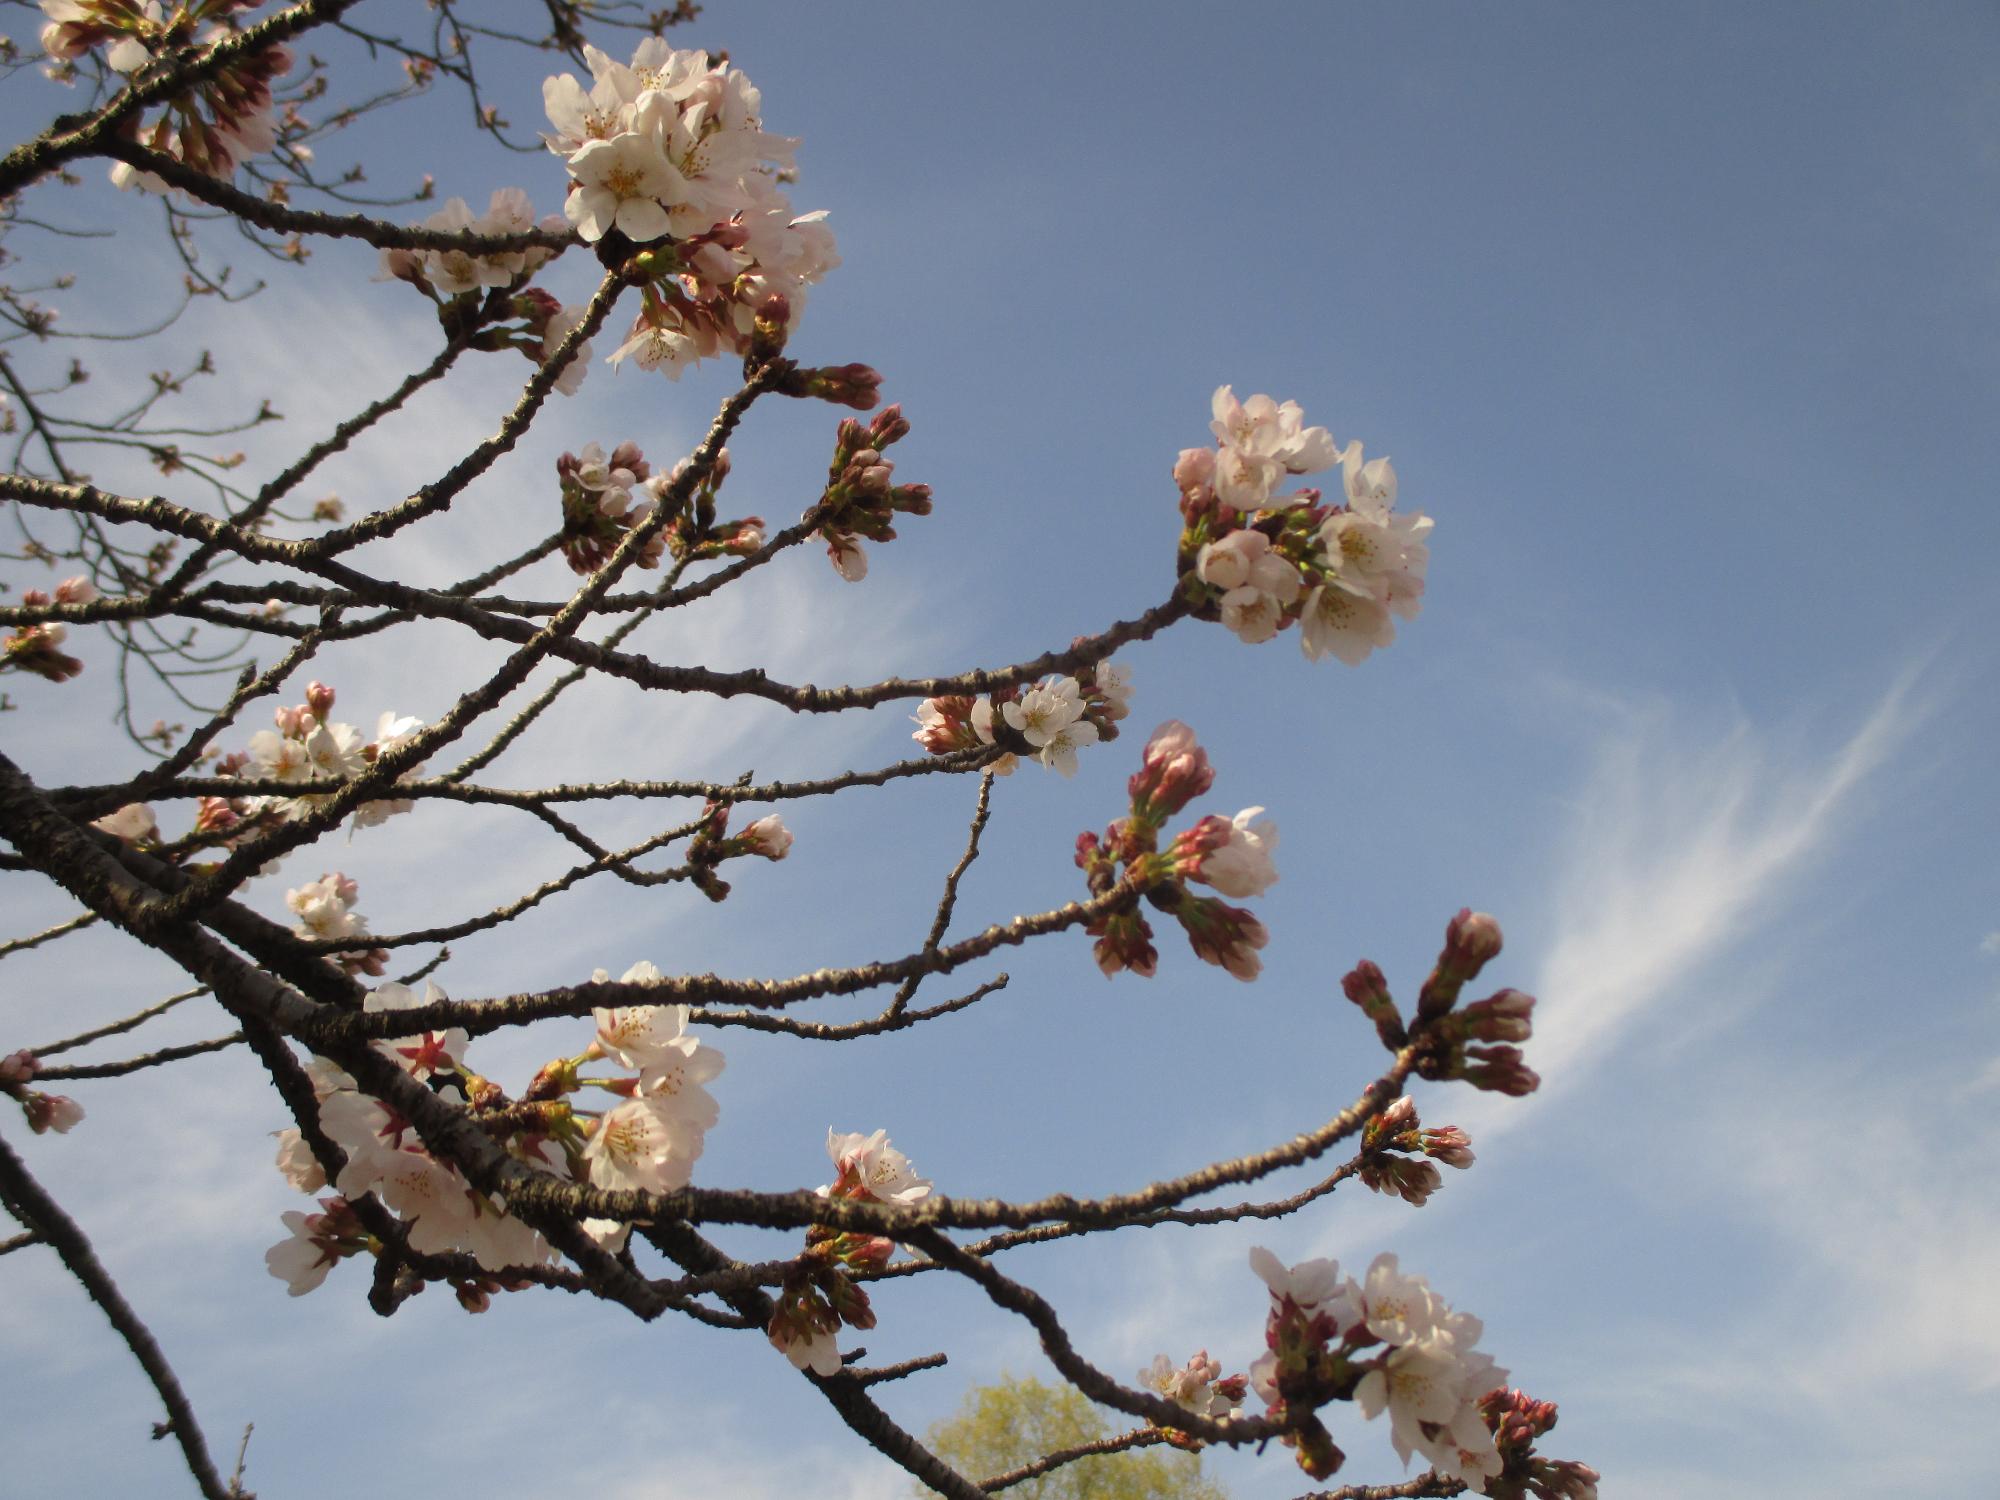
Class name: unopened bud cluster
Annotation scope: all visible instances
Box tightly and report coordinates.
[814,405,930,582]
[1359,1095,1475,1207]
[1340,909,1542,1097]
[1074,721,1278,981]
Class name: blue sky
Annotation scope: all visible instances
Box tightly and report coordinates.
[2,3,1998,1496]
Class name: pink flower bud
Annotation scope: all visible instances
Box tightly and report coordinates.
[1421,1125,1475,1169]
[1376,1095,1419,1134]
[1086,907,1158,978]
[1127,720,1215,822]
[1339,960,1407,1049]
[1446,908,1504,969]
[22,1090,84,1134]
[738,814,792,860]
[1174,446,1216,495]
[1460,987,1534,1042]
[1172,894,1267,982]
[1360,1155,1441,1206]
[1416,908,1504,1023]
[1461,1044,1540,1096]
[54,576,97,605]
[0,1049,38,1086]
[305,681,336,716]
[802,362,882,411]
[868,404,910,447]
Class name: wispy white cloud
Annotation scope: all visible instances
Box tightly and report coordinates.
[1521,662,1931,1103]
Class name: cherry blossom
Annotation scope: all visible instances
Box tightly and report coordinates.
[564,133,683,243]
[737,814,793,860]
[1178,808,1280,899]
[90,803,156,842]
[1140,1351,1246,1419]
[363,980,467,1082]
[583,1096,705,1193]
[1299,581,1396,666]
[825,1128,931,1205]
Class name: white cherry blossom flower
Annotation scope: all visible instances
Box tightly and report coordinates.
[826,1128,931,1204]
[739,814,792,859]
[363,980,467,1082]
[1362,1252,1442,1347]
[584,1096,704,1193]
[1003,677,1086,748]
[1355,1338,1468,1468]
[770,1315,842,1376]
[564,132,683,243]
[1430,1401,1505,1492]
[369,1149,480,1256]
[1196,809,1279,899]
[273,1127,325,1193]
[265,1210,341,1296]
[1035,717,1099,777]
[1249,1246,1359,1325]
[91,803,156,842]
[1299,582,1395,666]
[1094,660,1135,718]
[1208,386,1340,509]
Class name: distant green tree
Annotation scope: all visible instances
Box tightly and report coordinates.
[918,1374,1229,1500]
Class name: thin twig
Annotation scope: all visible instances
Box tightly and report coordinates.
[36,1032,244,1079]
[30,985,208,1058]
[0,911,98,960]
[980,1427,1178,1493]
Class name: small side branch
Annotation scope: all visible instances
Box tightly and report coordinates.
[0,911,98,960]
[981,1427,1178,1493]
[31,985,209,1058]
[36,1032,244,1079]
[0,1131,234,1500]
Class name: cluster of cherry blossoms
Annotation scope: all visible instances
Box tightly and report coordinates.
[1241,1247,1596,1497]
[542,40,840,378]
[2,575,95,684]
[913,660,1132,777]
[1140,1350,1248,1421]
[556,440,668,574]
[377,196,594,395]
[2,1047,84,1136]
[284,872,387,977]
[40,0,293,190]
[554,440,766,575]
[1177,387,1432,665]
[1073,720,1277,980]
[222,680,424,832]
[768,1128,932,1375]
[266,963,727,1307]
